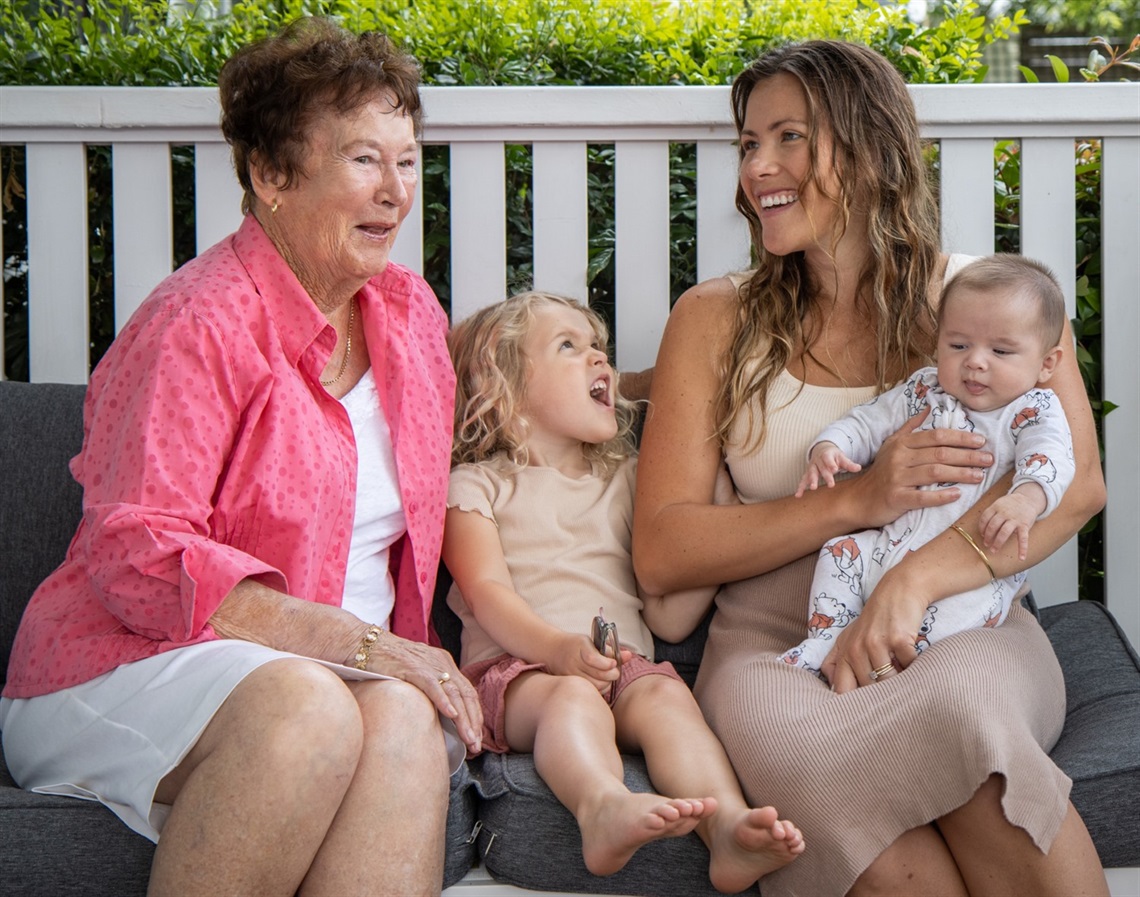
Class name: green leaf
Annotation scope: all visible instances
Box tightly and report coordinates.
[1048,54,1070,83]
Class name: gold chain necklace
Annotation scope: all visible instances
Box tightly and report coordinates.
[320,300,355,387]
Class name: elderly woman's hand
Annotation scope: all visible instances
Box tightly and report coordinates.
[366,632,483,752]
[819,566,928,694]
[848,406,995,528]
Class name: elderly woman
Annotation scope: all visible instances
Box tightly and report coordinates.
[0,17,479,896]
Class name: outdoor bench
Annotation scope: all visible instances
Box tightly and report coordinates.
[1,379,1138,895]
[1,83,1138,895]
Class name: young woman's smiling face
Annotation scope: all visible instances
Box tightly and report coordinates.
[738,74,856,261]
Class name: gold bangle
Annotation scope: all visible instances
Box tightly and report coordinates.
[352,624,384,670]
[950,524,997,582]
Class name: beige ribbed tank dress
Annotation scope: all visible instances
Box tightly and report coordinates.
[693,297,1072,896]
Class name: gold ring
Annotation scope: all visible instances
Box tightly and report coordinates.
[869,662,894,681]
[438,672,451,686]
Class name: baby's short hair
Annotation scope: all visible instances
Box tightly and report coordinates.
[939,254,1066,351]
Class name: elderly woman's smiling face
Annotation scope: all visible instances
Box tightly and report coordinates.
[260,92,418,311]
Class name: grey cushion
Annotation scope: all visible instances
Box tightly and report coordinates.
[1040,599,1140,867]
[456,596,1140,894]
[0,750,155,896]
[0,380,475,893]
[444,764,480,886]
[0,750,476,893]
[434,573,740,896]
[471,752,751,897]
[0,381,87,679]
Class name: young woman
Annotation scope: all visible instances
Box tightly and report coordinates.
[632,40,1108,896]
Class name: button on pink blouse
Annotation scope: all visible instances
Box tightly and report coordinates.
[4,215,455,698]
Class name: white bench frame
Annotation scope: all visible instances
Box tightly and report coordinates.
[1,83,1138,894]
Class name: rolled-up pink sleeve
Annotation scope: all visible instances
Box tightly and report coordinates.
[75,303,286,641]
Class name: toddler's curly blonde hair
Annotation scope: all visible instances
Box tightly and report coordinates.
[448,292,637,476]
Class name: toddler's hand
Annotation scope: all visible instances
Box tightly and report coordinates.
[549,632,622,693]
[795,442,861,497]
[978,486,1046,560]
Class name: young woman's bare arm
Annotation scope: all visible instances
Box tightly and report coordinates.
[632,279,993,595]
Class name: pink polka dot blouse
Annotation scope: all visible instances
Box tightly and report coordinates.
[3,215,455,698]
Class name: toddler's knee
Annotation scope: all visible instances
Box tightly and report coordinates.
[626,672,692,705]
[547,672,610,708]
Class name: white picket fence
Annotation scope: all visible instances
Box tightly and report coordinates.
[1,83,1138,651]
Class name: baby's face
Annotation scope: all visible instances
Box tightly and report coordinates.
[936,285,1057,413]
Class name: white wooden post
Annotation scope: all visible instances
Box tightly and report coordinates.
[532,141,589,302]
[614,141,670,373]
[696,139,751,282]
[193,141,244,253]
[449,142,506,325]
[939,138,996,257]
[1021,136,1079,609]
[112,143,173,329]
[1101,135,1140,651]
[26,143,89,384]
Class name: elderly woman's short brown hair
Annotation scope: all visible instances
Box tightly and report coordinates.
[219,16,422,213]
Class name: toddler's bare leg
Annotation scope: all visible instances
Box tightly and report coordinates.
[613,675,805,893]
[504,671,714,876]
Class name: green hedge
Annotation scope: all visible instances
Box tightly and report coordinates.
[2,0,1024,87]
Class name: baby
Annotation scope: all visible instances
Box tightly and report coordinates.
[781,254,1074,678]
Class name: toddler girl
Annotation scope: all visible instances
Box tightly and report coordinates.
[442,292,804,890]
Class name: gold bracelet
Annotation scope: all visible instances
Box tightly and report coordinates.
[352,624,384,670]
[950,524,997,582]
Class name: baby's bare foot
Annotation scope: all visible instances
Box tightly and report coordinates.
[580,794,717,877]
[707,805,805,893]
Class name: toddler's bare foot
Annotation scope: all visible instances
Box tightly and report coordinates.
[580,793,717,877]
[707,805,805,893]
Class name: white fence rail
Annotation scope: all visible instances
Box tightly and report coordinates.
[1,83,1138,644]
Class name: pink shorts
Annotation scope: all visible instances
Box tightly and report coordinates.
[462,652,683,755]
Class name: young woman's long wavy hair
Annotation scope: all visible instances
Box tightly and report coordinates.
[449,292,637,476]
[717,40,941,450]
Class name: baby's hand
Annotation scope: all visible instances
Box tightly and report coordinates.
[978,486,1047,560]
[795,442,861,497]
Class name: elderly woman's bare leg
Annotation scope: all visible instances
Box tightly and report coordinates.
[848,824,967,897]
[937,774,1108,897]
[148,659,365,897]
[299,678,451,896]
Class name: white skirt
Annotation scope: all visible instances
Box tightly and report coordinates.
[0,640,465,842]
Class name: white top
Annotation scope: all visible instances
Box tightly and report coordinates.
[338,367,406,627]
